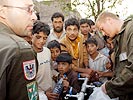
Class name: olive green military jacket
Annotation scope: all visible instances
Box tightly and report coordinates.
[0,23,39,100]
[105,19,133,100]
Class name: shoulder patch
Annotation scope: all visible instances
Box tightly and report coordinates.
[27,81,38,100]
[23,60,36,80]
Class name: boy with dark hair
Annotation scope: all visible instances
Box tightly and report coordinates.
[32,20,59,100]
[79,18,91,41]
[64,18,80,30]
[47,40,61,71]
[60,17,93,76]
[32,20,50,52]
[56,52,81,100]
[84,38,113,83]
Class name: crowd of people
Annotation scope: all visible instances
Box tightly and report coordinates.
[0,0,133,100]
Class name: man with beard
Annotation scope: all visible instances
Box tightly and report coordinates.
[46,12,65,45]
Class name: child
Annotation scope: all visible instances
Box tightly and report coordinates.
[84,38,113,83]
[56,52,81,100]
[32,21,59,100]
[47,40,61,70]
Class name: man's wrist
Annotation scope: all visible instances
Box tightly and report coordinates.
[101,83,107,94]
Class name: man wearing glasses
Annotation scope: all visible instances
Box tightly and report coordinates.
[0,0,38,100]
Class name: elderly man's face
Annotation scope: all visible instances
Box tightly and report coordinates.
[1,0,37,37]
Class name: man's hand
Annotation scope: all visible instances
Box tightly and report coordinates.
[101,83,107,94]
[45,88,59,100]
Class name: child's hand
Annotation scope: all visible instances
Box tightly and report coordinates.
[80,73,90,78]
[106,61,112,70]
[45,88,59,100]
[63,77,69,92]
[84,68,94,75]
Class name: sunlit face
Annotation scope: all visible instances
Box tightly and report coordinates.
[32,32,48,52]
[97,19,117,38]
[66,25,79,41]
[50,47,61,61]
[86,43,98,55]
[57,62,70,75]
[80,23,90,35]
[3,0,37,37]
[52,17,63,33]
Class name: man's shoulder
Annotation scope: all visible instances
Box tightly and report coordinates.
[0,34,31,49]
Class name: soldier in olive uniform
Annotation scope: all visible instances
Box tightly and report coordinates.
[0,0,39,100]
[96,11,133,100]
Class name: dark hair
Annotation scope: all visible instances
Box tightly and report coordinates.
[88,19,95,27]
[84,37,98,46]
[47,40,61,51]
[56,53,72,64]
[65,18,80,30]
[79,18,90,26]
[51,12,64,22]
[32,20,50,36]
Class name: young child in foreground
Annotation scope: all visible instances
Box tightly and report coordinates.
[56,52,81,100]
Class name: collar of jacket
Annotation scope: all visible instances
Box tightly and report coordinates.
[0,22,15,35]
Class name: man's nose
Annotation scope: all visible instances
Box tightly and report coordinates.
[31,12,37,22]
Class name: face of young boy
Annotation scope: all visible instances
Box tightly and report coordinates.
[66,25,79,41]
[86,43,98,55]
[32,32,48,52]
[57,62,70,75]
[50,47,61,61]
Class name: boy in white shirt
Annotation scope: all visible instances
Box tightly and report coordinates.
[32,21,59,100]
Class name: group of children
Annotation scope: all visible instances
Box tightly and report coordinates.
[31,20,113,100]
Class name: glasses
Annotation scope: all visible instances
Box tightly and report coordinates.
[3,5,35,15]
